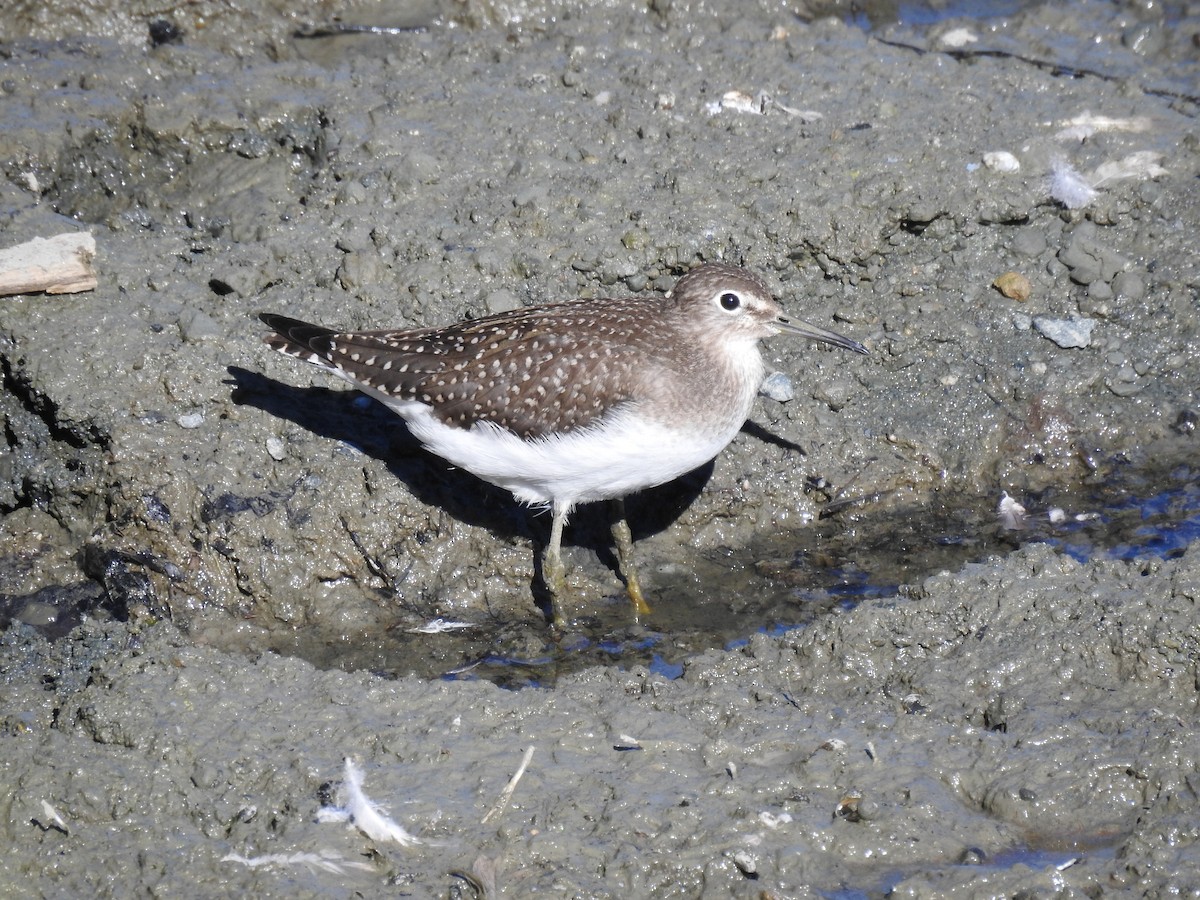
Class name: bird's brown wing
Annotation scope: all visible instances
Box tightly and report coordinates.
[260,300,658,439]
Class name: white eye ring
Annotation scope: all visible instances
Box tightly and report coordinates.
[719,291,741,311]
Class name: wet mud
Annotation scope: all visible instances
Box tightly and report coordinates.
[1,0,1198,895]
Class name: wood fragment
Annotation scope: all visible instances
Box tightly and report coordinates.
[0,232,97,297]
[481,746,535,825]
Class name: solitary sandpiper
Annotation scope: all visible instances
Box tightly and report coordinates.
[259,262,867,624]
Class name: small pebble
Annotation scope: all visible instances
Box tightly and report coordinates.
[177,412,204,429]
[960,847,988,865]
[1087,280,1114,303]
[760,371,794,402]
[1112,271,1145,301]
[940,27,978,48]
[1011,228,1047,257]
[982,151,1020,173]
[719,90,760,115]
[266,436,287,461]
[814,378,854,411]
[729,849,757,876]
[1171,409,1196,435]
[993,271,1032,301]
[1033,316,1096,349]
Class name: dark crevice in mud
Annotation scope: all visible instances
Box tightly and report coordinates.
[80,545,178,622]
[0,348,113,547]
[0,407,33,516]
[0,351,116,629]
[0,350,109,452]
[875,38,1200,105]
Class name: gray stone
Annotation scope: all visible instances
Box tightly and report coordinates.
[1033,316,1097,348]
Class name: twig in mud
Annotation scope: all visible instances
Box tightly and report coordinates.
[340,515,392,586]
[294,23,428,38]
[481,746,535,825]
[818,458,885,519]
[406,617,475,634]
[222,850,371,874]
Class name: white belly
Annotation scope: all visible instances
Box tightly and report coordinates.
[381,398,745,512]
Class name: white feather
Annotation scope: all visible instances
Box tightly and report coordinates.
[1048,160,1097,210]
[317,758,422,848]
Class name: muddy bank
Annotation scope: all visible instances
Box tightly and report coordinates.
[2,543,1198,895]
[1,0,1199,894]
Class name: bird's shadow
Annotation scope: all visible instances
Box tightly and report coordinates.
[227,366,715,578]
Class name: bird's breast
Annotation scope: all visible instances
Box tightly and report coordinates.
[634,337,767,440]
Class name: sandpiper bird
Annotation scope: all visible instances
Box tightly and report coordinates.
[259,262,866,624]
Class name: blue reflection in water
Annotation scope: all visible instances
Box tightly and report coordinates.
[456,469,1199,684]
[1047,478,1200,562]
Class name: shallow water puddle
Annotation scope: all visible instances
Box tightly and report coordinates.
[8,463,1194,686]
[841,0,1038,32]
[825,845,1111,900]
[269,461,1199,687]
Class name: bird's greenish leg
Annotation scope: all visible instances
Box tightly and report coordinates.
[544,504,570,627]
[611,498,651,619]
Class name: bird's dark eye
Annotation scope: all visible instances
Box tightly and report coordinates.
[720,292,741,311]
